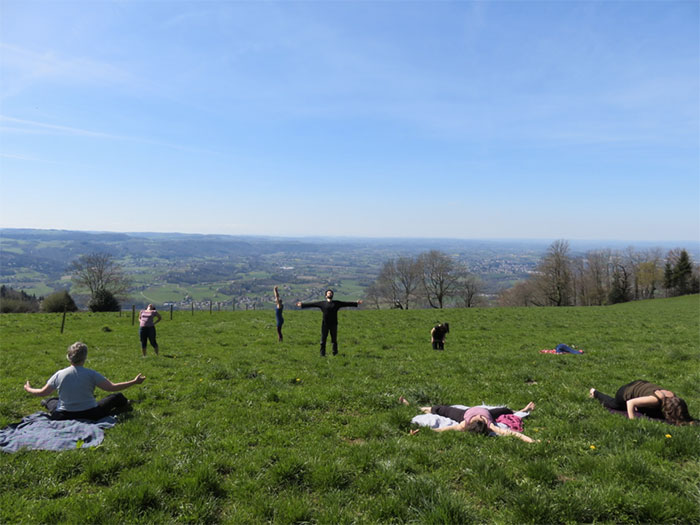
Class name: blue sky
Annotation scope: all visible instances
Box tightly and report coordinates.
[1,0,698,242]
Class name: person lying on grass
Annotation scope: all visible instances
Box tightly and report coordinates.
[24,341,146,421]
[400,396,538,443]
[589,380,696,425]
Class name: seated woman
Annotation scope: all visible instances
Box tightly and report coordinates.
[24,341,146,421]
[400,396,538,443]
[589,380,695,425]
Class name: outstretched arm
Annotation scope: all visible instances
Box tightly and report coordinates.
[336,300,363,308]
[433,421,467,432]
[489,423,537,443]
[97,374,146,392]
[24,381,55,397]
[297,301,323,309]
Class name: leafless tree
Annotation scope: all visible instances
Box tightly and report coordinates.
[373,256,422,309]
[455,273,483,307]
[419,250,463,308]
[533,240,572,306]
[69,252,131,300]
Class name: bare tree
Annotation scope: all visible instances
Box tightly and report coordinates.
[69,252,131,300]
[419,250,463,308]
[372,256,422,309]
[456,273,483,307]
[533,240,572,306]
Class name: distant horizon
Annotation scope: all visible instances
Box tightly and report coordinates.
[2,226,698,249]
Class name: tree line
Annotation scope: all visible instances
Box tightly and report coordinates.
[498,240,699,307]
[2,244,698,313]
[363,250,483,309]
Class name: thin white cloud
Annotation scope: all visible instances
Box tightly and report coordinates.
[0,43,134,99]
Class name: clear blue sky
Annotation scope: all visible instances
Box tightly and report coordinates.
[1,1,698,242]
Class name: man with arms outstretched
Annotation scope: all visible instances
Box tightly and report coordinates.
[297,289,362,356]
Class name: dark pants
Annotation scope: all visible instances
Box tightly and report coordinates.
[320,322,338,356]
[432,341,444,350]
[276,325,283,342]
[139,326,158,351]
[45,393,129,421]
[431,405,514,422]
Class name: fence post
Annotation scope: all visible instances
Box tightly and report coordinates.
[209,301,212,314]
[60,307,67,334]
[170,304,173,320]
[132,305,136,326]
[191,303,194,316]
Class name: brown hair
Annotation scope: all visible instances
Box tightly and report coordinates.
[661,396,695,426]
[465,419,490,436]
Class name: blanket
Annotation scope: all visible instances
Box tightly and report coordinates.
[410,405,529,436]
[0,412,117,453]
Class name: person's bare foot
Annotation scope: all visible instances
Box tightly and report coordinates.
[589,388,596,398]
[399,396,409,406]
[419,407,431,414]
[521,401,536,412]
[409,429,420,436]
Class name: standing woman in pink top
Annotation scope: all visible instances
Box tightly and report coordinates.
[139,304,162,356]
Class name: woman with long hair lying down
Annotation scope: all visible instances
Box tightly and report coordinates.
[400,396,538,443]
[589,380,696,425]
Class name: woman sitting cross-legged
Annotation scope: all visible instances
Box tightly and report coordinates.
[24,341,146,421]
[589,380,695,426]
[400,396,538,443]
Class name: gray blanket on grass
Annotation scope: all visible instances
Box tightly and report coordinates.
[0,412,117,453]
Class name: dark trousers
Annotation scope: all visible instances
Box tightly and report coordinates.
[593,389,624,410]
[45,393,129,421]
[320,322,338,356]
[276,325,283,342]
[431,405,514,422]
[432,341,444,350]
[139,326,158,350]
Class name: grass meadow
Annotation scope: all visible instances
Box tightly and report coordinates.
[1,296,699,524]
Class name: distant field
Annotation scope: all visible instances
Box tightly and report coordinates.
[1,296,698,523]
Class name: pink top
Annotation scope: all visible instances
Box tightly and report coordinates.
[463,406,494,426]
[139,309,159,327]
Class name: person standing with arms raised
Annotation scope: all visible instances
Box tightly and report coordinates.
[297,289,362,357]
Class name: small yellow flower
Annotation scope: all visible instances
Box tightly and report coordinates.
[296,378,301,382]
[665,434,672,439]
[590,445,596,450]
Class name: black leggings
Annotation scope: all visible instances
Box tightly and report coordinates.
[430,405,514,422]
[45,393,129,421]
[139,326,158,350]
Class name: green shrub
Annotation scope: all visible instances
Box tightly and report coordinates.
[41,290,79,313]
[88,288,120,312]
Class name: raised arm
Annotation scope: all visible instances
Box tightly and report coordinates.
[274,287,282,307]
[625,395,660,419]
[488,423,537,443]
[24,381,56,397]
[97,373,146,392]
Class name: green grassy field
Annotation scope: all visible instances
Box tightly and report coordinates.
[1,296,699,524]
